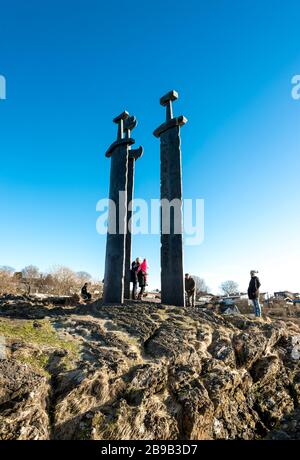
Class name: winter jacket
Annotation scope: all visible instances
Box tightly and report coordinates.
[130,262,139,283]
[137,259,148,275]
[248,276,261,300]
[81,285,88,296]
[185,277,196,293]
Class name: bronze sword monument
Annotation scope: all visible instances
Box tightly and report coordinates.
[103,111,143,303]
[154,90,187,307]
[123,116,143,299]
[103,91,186,306]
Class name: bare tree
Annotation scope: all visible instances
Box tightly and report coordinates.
[0,269,13,295]
[0,263,103,298]
[220,280,239,296]
[21,265,40,294]
[0,266,15,274]
[76,271,92,284]
[193,276,209,293]
[192,276,209,300]
[0,267,20,295]
[50,266,78,295]
[22,265,40,279]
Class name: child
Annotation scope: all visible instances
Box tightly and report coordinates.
[137,258,148,285]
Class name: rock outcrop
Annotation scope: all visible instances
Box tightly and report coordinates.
[0,296,300,440]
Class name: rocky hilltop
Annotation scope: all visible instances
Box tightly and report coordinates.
[0,295,300,440]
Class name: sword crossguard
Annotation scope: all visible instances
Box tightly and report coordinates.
[129,146,143,160]
[124,115,137,139]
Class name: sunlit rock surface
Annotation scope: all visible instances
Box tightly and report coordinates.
[0,295,300,440]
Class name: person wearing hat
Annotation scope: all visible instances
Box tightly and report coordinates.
[247,270,261,317]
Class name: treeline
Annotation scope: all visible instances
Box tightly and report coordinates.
[0,265,103,297]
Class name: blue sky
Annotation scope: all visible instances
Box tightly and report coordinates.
[0,0,300,294]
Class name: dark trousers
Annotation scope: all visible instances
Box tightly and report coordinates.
[138,286,145,299]
[132,282,137,300]
[82,293,91,301]
[186,290,195,307]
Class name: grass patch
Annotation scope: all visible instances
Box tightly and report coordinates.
[0,318,79,353]
[0,318,80,378]
[17,354,51,378]
[0,318,81,375]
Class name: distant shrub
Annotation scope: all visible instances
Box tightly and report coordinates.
[0,265,103,299]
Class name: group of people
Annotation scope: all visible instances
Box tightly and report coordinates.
[130,257,148,300]
[80,258,149,303]
[185,270,262,318]
[129,269,197,305]
[81,266,262,319]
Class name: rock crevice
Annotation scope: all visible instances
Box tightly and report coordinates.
[0,297,300,439]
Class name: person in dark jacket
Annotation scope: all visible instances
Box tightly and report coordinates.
[248,270,261,317]
[130,257,140,300]
[81,282,91,302]
[185,273,196,307]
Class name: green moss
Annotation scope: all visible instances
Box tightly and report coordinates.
[0,318,78,352]
[0,318,81,375]
[17,354,51,378]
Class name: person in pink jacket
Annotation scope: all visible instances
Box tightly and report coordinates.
[137,258,148,285]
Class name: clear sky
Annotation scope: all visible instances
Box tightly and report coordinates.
[1,0,300,294]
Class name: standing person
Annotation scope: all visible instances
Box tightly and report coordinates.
[81,282,92,302]
[137,258,149,286]
[248,270,261,317]
[137,264,147,300]
[130,257,140,300]
[185,273,196,307]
